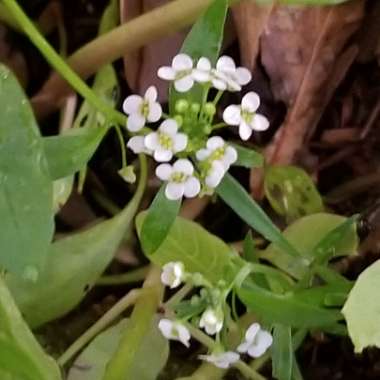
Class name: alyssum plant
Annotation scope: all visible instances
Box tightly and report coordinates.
[0,1,375,380]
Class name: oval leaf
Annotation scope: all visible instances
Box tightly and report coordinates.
[0,65,54,275]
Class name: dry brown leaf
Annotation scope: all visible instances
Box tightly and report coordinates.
[121,0,186,100]
[232,0,274,70]
[250,1,364,197]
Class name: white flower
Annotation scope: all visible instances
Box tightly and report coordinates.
[156,159,201,200]
[161,261,185,288]
[212,56,252,92]
[126,136,152,155]
[196,136,238,170]
[158,319,191,348]
[158,54,195,92]
[123,86,162,132]
[203,161,225,189]
[145,119,188,162]
[192,57,212,83]
[223,92,270,141]
[199,308,224,335]
[237,323,273,358]
[199,351,240,369]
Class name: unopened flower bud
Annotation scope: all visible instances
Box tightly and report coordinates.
[175,99,189,113]
[204,102,216,116]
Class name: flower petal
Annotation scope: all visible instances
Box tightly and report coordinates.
[166,182,185,200]
[237,341,251,353]
[160,118,178,135]
[242,92,260,113]
[173,53,193,70]
[192,69,211,83]
[154,149,173,162]
[173,159,193,175]
[127,113,145,132]
[156,164,172,181]
[184,177,201,198]
[144,86,158,102]
[173,133,188,152]
[158,66,176,80]
[207,136,225,150]
[211,77,227,91]
[174,76,194,92]
[158,319,173,339]
[239,121,253,141]
[196,148,210,161]
[205,162,225,188]
[177,324,191,347]
[247,332,273,358]
[127,136,146,154]
[197,57,211,70]
[147,102,162,123]
[245,323,261,342]
[236,67,252,85]
[123,95,143,115]
[217,55,236,73]
[251,113,270,131]
[225,146,238,166]
[145,132,160,150]
[223,105,242,126]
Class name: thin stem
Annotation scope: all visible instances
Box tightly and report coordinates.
[213,90,224,106]
[3,0,126,126]
[234,361,266,380]
[164,283,194,309]
[97,266,150,286]
[212,122,228,130]
[114,124,127,167]
[58,288,143,366]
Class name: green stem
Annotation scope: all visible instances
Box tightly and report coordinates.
[103,266,163,380]
[58,288,143,366]
[114,124,127,167]
[3,0,126,126]
[165,283,194,309]
[234,361,266,380]
[97,266,150,286]
[213,90,224,106]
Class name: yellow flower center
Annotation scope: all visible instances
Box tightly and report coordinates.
[171,172,187,183]
[159,133,173,150]
[140,101,150,117]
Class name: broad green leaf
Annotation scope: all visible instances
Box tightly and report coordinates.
[137,212,244,286]
[342,259,380,353]
[140,185,181,255]
[0,65,54,275]
[0,277,61,380]
[272,325,293,380]
[263,213,358,279]
[217,174,300,258]
[43,126,107,180]
[264,165,324,221]
[169,0,228,111]
[238,281,342,328]
[7,194,140,328]
[68,318,168,380]
[233,144,264,169]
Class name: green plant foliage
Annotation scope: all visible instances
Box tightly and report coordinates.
[67,318,168,380]
[137,212,244,286]
[272,325,293,380]
[170,0,228,111]
[0,65,54,276]
[217,174,300,258]
[7,196,140,328]
[0,277,61,380]
[232,144,264,169]
[43,126,107,180]
[140,186,181,255]
[264,165,324,221]
[342,259,380,353]
[263,213,358,279]
[237,281,342,328]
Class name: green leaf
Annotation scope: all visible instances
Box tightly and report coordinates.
[137,212,243,286]
[43,126,107,180]
[272,325,293,380]
[67,318,168,380]
[264,165,324,221]
[169,0,228,111]
[0,277,61,380]
[262,213,358,279]
[0,65,54,276]
[342,259,380,353]
[217,174,300,258]
[7,195,140,328]
[140,185,181,255]
[232,144,264,169]
[237,281,342,328]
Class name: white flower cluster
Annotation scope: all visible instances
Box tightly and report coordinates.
[158,262,273,369]
[122,54,270,200]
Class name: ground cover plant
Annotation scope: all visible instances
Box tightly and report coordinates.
[0,0,380,379]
